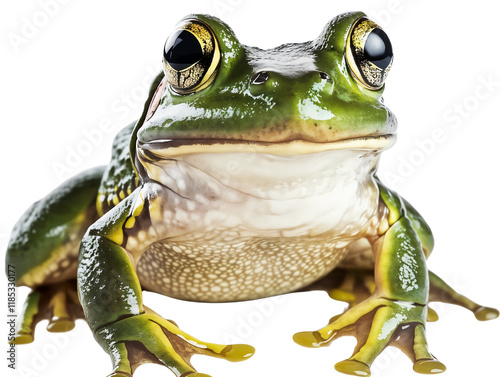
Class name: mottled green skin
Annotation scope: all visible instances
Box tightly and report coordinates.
[6,11,497,377]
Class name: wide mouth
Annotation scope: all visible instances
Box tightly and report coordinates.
[138,134,396,160]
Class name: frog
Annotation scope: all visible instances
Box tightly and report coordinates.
[6,11,499,377]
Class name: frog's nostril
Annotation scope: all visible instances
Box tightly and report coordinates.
[318,71,332,82]
[251,71,269,85]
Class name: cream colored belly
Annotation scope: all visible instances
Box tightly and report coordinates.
[137,235,351,302]
[135,149,382,302]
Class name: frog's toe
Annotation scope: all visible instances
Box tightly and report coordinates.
[219,344,255,362]
[427,307,439,322]
[334,360,371,377]
[293,331,333,348]
[429,271,498,322]
[395,324,446,375]
[10,332,34,345]
[329,289,357,303]
[474,306,499,321]
[47,317,76,332]
[294,298,383,350]
[324,269,374,306]
[413,359,446,374]
[328,313,343,324]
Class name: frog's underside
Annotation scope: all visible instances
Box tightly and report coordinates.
[6,11,498,377]
[117,128,384,303]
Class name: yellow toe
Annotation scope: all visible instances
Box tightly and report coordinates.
[427,307,439,322]
[474,306,499,321]
[10,333,34,345]
[329,289,356,303]
[293,331,324,348]
[329,314,342,324]
[413,359,446,374]
[222,344,255,362]
[47,318,75,332]
[335,360,371,376]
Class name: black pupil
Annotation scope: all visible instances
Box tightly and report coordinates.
[364,28,393,69]
[164,30,203,71]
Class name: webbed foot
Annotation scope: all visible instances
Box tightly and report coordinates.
[321,270,439,323]
[11,280,83,344]
[294,297,445,376]
[96,311,254,377]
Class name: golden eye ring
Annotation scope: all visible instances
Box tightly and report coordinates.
[163,19,220,94]
[346,17,393,90]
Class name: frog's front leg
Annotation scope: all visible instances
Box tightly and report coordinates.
[78,189,254,377]
[294,188,445,376]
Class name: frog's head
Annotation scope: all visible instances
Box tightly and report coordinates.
[132,12,396,195]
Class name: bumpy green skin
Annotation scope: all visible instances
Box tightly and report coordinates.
[5,11,498,377]
[79,191,144,329]
[97,122,138,216]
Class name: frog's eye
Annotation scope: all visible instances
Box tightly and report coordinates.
[163,20,220,94]
[346,17,393,90]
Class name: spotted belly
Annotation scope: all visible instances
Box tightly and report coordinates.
[137,236,351,302]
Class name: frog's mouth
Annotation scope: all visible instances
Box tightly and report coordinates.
[136,136,393,201]
[137,134,395,160]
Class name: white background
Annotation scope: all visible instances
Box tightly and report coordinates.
[1,1,499,376]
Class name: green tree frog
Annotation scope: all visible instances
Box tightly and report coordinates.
[6,11,498,377]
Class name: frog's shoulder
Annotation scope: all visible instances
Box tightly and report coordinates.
[97,122,139,216]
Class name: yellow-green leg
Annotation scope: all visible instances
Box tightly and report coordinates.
[295,209,447,377]
[78,193,255,377]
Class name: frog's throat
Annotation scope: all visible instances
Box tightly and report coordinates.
[137,134,395,159]
[135,137,388,202]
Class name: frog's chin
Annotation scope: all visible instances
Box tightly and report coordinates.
[137,134,396,159]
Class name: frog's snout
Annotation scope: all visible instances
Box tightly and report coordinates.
[249,70,333,96]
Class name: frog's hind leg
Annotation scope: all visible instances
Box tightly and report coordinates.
[428,271,499,321]
[300,268,447,323]
[300,268,375,318]
[14,280,84,344]
[6,166,105,344]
